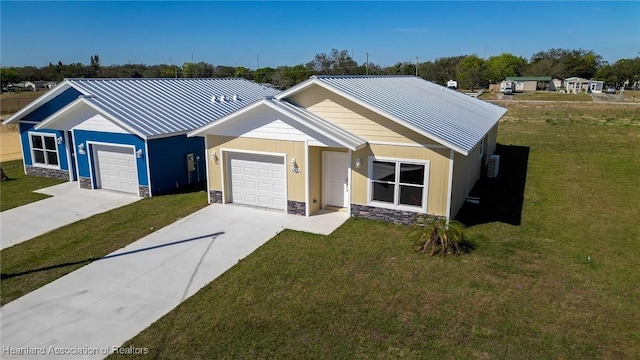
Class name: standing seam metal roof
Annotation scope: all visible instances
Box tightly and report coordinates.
[65,78,280,138]
[281,76,507,154]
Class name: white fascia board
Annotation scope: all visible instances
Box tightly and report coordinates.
[187,99,267,137]
[34,97,145,139]
[77,99,147,139]
[310,80,471,156]
[2,81,76,125]
[265,101,361,151]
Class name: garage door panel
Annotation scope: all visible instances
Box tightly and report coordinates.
[94,144,139,195]
[228,153,286,211]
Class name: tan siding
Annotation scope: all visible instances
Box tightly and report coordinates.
[206,135,306,202]
[450,145,482,218]
[451,152,469,217]
[308,146,322,214]
[487,123,498,156]
[288,85,440,146]
[351,144,450,216]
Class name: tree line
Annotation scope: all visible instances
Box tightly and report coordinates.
[2,49,639,90]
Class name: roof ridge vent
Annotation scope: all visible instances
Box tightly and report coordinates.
[219,95,225,102]
[232,94,239,101]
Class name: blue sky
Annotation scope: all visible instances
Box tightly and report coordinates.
[1,1,638,68]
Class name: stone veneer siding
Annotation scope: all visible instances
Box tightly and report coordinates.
[79,177,92,189]
[139,186,150,198]
[287,200,306,216]
[209,190,223,204]
[25,166,69,180]
[351,204,421,225]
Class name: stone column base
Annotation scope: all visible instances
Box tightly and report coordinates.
[287,200,306,216]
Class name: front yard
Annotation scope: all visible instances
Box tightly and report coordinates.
[108,102,640,359]
[0,160,65,211]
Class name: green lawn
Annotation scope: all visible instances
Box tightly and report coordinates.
[110,103,640,359]
[0,160,66,211]
[0,190,208,305]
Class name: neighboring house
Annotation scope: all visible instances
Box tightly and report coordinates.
[564,77,603,93]
[2,78,280,197]
[32,80,58,90]
[189,76,507,222]
[550,78,562,91]
[505,76,552,91]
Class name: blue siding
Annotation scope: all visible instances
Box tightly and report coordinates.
[147,135,205,194]
[73,130,148,186]
[20,122,69,170]
[22,88,83,122]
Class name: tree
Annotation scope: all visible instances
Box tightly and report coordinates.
[90,55,100,77]
[1,67,20,89]
[306,49,358,75]
[458,55,486,90]
[527,48,603,79]
[253,67,275,84]
[485,53,528,82]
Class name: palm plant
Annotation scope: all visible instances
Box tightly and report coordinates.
[412,214,467,256]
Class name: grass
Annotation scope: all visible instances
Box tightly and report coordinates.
[0,190,207,305]
[480,91,593,101]
[513,92,593,101]
[0,91,44,115]
[0,159,66,211]
[109,102,640,359]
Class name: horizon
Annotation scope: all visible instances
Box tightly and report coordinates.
[1,1,639,68]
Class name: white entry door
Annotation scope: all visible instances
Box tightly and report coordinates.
[325,152,349,208]
[229,152,286,211]
[93,144,139,194]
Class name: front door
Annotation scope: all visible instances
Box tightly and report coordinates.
[325,152,349,208]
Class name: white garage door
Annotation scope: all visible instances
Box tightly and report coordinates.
[229,152,286,210]
[93,144,139,195]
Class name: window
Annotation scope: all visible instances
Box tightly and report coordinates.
[30,133,59,167]
[370,159,427,209]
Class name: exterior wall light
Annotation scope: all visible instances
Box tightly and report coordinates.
[290,158,301,173]
[355,158,362,169]
[211,150,219,164]
[57,137,64,144]
[136,149,143,158]
[78,143,86,155]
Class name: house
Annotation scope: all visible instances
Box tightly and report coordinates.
[188,75,507,222]
[505,76,552,91]
[550,78,562,91]
[564,77,603,94]
[2,78,280,197]
[32,80,58,90]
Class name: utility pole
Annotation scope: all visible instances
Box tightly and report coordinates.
[416,56,419,77]
[365,53,369,75]
[257,54,260,69]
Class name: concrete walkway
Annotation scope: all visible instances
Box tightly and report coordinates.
[0,204,348,359]
[0,183,140,250]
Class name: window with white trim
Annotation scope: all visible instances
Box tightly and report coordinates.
[30,133,59,167]
[370,159,427,209]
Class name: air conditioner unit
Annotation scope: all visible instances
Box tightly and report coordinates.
[487,155,500,178]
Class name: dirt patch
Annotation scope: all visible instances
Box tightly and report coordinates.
[1,121,22,162]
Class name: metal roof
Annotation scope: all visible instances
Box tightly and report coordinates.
[277,75,507,155]
[58,78,280,138]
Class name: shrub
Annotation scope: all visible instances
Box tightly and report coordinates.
[412,214,468,256]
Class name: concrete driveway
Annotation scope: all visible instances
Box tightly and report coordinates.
[0,204,348,359]
[0,183,140,250]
